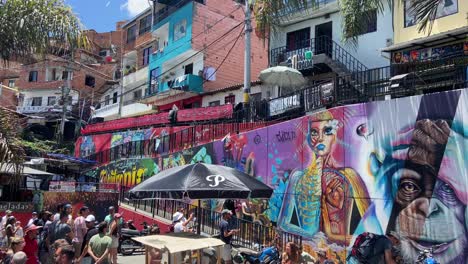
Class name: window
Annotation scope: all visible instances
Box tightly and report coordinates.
[286,28,310,51]
[8,80,15,88]
[209,100,220,107]
[105,95,110,105]
[225,95,235,105]
[142,46,152,66]
[62,71,72,80]
[127,25,137,43]
[29,71,38,82]
[47,96,56,106]
[112,92,118,104]
[353,10,377,36]
[31,97,42,106]
[85,75,95,87]
[133,90,142,100]
[99,50,109,57]
[250,92,262,102]
[139,15,152,35]
[149,68,160,94]
[184,63,193,75]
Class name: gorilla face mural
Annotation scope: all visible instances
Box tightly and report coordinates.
[376,117,468,264]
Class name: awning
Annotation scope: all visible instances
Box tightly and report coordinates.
[381,26,468,52]
[132,233,225,253]
[0,165,54,176]
[81,105,234,135]
[46,154,98,165]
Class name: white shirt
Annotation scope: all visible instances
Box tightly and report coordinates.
[27,217,37,227]
[173,222,184,233]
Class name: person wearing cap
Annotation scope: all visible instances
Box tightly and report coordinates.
[14,221,24,238]
[1,210,13,228]
[23,224,42,264]
[172,211,194,233]
[219,209,238,264]
[26,212,38,228]
[78,215,98,264]
[73,206,89,259]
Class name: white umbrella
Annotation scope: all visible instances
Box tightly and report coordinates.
[259,66,306,88]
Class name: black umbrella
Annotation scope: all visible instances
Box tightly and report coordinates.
[129,163,273,200]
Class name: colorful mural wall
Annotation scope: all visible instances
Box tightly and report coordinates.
[42,192,119,221]
[85,88,467,263]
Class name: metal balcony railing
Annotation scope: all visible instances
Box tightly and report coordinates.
[276,0,337,17]
[270,36,368,73]
[119,187,302,251]
[153,0,204,25]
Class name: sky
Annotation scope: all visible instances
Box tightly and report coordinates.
[65,0,151,32]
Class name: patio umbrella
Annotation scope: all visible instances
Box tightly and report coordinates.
[259,66,306,88]
[129,163,273,200]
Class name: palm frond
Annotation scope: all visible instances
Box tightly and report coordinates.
[410,0,443,34]
[0,0,88,62]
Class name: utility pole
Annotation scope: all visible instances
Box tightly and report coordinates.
[59,51,73,144]
[243,0,252,120]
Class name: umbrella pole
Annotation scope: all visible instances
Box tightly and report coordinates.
[197,199,201,235]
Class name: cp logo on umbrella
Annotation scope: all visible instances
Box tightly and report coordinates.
[206,175,225,187]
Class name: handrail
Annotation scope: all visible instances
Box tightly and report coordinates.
[270,36,368,73]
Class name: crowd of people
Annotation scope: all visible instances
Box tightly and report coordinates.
[0,205,122,264]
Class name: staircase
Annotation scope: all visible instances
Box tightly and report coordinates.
[270,36,368,101]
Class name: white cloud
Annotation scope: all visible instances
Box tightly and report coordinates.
[120,0,151,17]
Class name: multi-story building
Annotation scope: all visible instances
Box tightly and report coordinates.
[383,0,467,63]
[0,61,20,109]
[142,0,268,111]
[268,0,392,75]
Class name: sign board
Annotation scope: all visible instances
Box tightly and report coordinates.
[99,183,119,193]
[269,94,301,116]
[49,181,76,192]
[0,202,35,213]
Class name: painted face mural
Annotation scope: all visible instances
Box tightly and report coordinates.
[277,110,369,245]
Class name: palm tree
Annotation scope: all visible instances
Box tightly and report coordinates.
[0,107,26,200]
[254,0,444,45]
[0,0,87,62]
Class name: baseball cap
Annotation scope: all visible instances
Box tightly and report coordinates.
[24,224,42,235]
[173,212,184,222]
[32,212,37,215]
[221,209,233,215]
[6,210,12,214]
[85,215,96,222]
[64,204,72,209]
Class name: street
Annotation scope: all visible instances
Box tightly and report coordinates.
[118,253,145,264]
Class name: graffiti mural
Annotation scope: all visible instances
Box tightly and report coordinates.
[83,88,468,263]
[84,158,160,187]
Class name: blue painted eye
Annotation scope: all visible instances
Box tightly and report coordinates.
[324,126,333,135]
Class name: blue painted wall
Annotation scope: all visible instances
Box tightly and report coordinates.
[148,2,194,93]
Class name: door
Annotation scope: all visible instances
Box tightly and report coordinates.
[315,22,332,56]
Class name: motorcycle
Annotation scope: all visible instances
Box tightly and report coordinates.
[233,245,280,264]
[415,243,446,264]
[119,221,159,256]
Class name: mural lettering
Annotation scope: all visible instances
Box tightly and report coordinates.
[275,130,296,143]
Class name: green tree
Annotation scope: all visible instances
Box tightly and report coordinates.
[254,0,444,45]
[0,108,26,199]
[0,0,87,62]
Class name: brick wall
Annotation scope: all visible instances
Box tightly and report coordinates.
[193,0,268,92]
[0,86,18,109]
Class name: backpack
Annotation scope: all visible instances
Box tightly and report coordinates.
[348,232,380,263]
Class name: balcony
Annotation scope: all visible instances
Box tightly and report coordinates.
[270,36,368,73]
[94,103,119,118]
[123,66,148,87]
[16,105,71,114]
[276,0,338,25]
[153,0,204,25]
[142,74,203,104]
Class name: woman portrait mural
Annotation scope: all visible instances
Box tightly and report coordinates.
[278,110,369,245]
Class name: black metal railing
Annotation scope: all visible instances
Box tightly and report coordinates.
[276,0,336,17]
[154,0,204,25]
[119,188,302,251]
[270,36,368,73]
[83,121,272,164]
